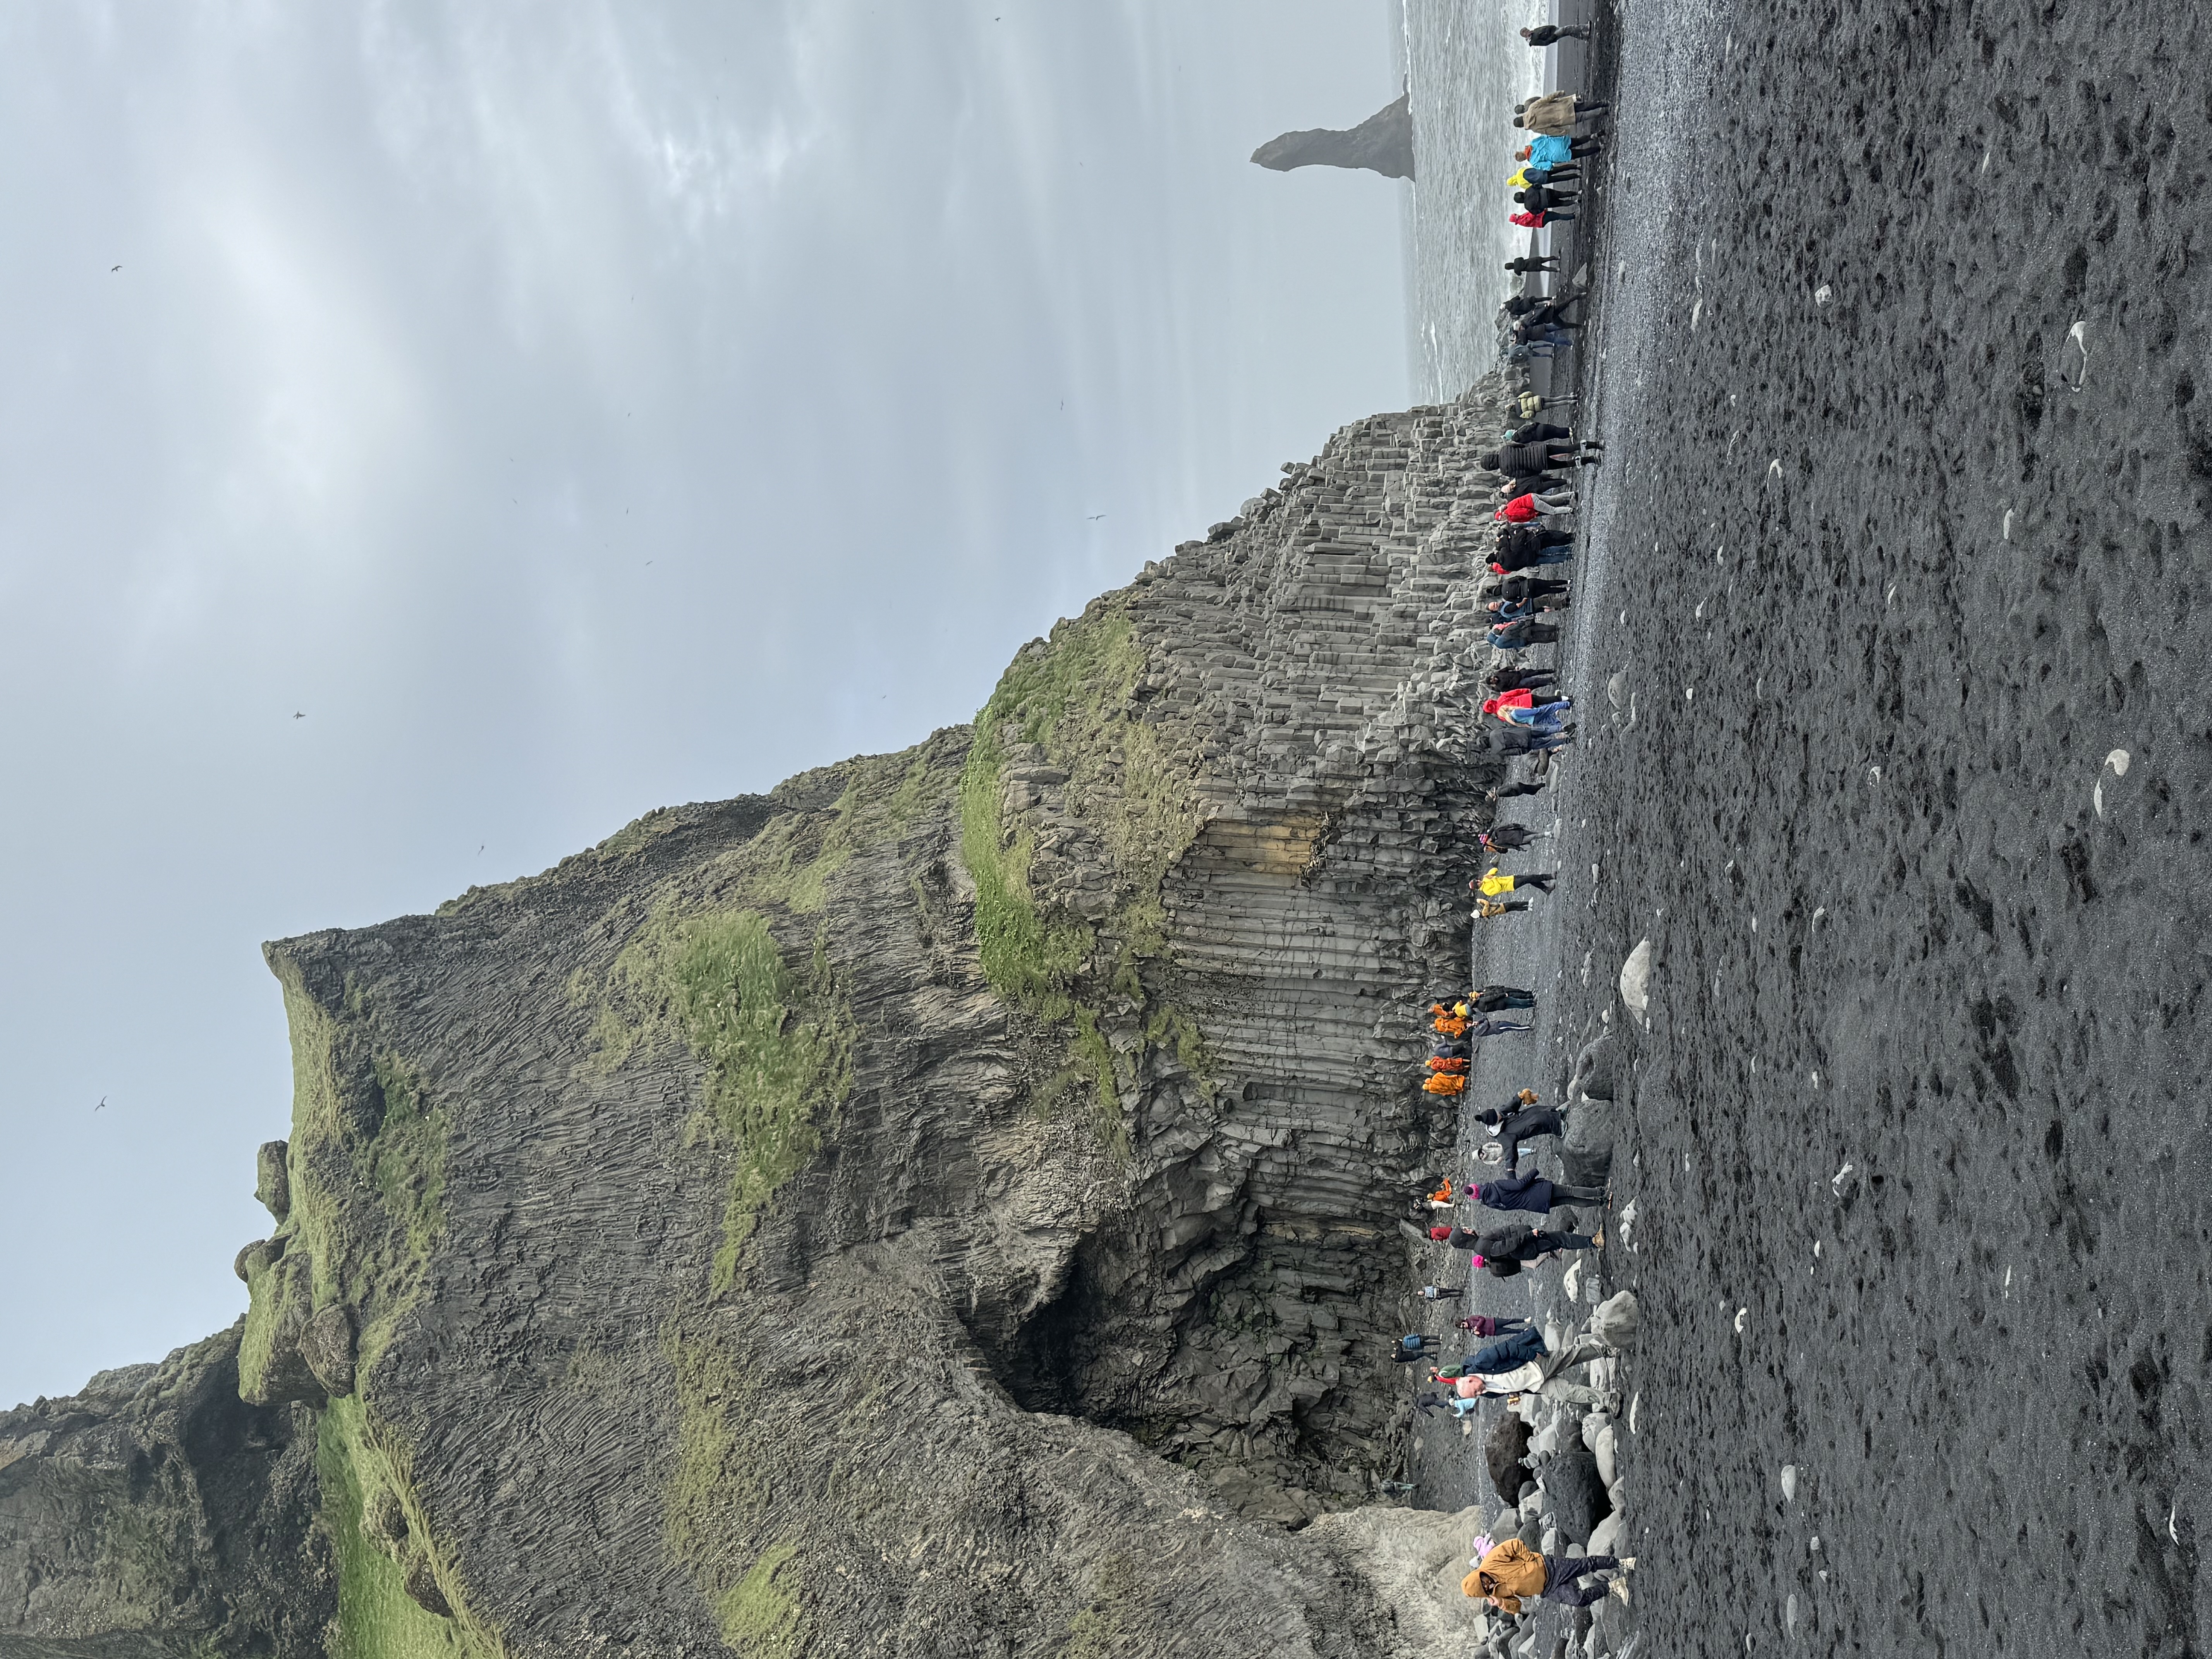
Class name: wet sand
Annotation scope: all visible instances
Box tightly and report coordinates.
[1547,0,2212,1652]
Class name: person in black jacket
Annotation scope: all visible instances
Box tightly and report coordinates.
[1482,574,1572,605]
[1503,254,1561,275]
[1486,779,1549,803]
[1520,22,1594,46]
[1483,665,1557,693]
[1513,184,1579,214]
[1479,823,1545,854]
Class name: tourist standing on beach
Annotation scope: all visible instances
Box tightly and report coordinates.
[1477,867,1556,897]
[1519,23,1594,46]
[1471,1168,1607,1214]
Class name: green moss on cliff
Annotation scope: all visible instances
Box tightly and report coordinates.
[957,604,1213,1149]
[249,968,451,1388]
[664,1333,811,1655]
[319,1399,504,1659]
[599,909,853,1292]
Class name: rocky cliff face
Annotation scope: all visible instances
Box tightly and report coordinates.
[1251,93,1415,181]
[2,379,1518,1659]
[0,1324,331,1657]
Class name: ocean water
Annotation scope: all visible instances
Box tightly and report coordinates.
[1401,0,1550,402]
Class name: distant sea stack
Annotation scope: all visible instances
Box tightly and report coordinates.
[1251,91,1414,180]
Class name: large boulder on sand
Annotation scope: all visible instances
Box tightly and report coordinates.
[1590,1290,1640,1352]
[1539,1446,1612,1549]
[1567,1031,1620,1102]
[1617,940,1652,1014]
[1486,1412,1534,1504]
[1561,1100,1616,1187]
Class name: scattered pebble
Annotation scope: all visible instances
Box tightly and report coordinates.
[1768,458,1783,478]
[1811,906,1826,926]
[1813,284,1832,306]
[2107,748,2131,777]
[1685,685,1696,702]
[1629,1393,1640,1434]
[1867,765,1882,784]
[2002,507,2014,542]
[2062,320,2090,392]
[1781,1465,1798,1502]
[1786,1593,1801,1635]
[1734,1307,1749,1334]
[1830,1161,1855,1196]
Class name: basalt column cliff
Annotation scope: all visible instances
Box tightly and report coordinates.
[2,381,1519,1659]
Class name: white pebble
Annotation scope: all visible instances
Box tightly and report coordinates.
[1813,284,1832,306]
[1734,1307,1748,1334]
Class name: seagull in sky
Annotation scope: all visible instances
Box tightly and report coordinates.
[1087,513,1106,520]
[294,711,305,720]
[95,1096,108,1111]
[111,264,122,273]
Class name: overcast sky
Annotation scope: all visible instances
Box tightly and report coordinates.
[0,2,1407,1407]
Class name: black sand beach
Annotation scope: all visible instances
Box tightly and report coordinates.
[1543,0,2212,1653]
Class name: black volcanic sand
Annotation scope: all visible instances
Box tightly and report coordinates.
[1545,1,2212,1656]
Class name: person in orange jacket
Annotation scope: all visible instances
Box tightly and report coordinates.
[1422,1072,1467,1096]
[1463,1538,1632,1611]
[1431,1001,1471,1037]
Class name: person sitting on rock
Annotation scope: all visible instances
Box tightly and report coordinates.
[1428,1053,1469,1076]
[1421,1281,1465,1300]
[1465,1539,1632,1612]
[1475,896,1534,919]
[1430,1001,1471,1036]
[1423,1176,1456,1207]
[1422,1071,1468,1095]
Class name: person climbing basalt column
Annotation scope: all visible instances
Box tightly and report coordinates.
[1465,1541,1632,1612]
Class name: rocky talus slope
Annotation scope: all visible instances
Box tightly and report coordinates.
[3,380,1521,1659]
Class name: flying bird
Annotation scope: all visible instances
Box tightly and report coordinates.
[293,712,305,720]
[111,264,122,272]
[477,844,485,855]
[95,1096,108,1111]
[1087,514,1106,520]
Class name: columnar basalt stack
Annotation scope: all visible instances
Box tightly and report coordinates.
[0,378,1519,1658]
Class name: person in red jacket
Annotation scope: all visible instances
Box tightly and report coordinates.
[1510,208,1575,228]
[1496,489,1574,522]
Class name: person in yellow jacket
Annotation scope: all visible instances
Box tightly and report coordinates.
[1462,1538,1632,1611]
[1476,866,1557,897]
[1430,1001,1470,1037]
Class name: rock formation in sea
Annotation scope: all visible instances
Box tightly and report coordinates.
[0,377,1520,1658]
[1251,92,1415,181]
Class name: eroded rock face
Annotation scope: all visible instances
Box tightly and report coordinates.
[10,379,1530,1656]
[1252,92,1415,180]
[0,1323,332,1655]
